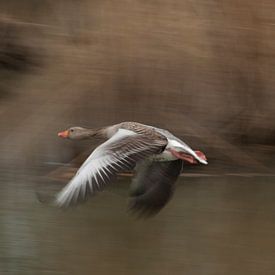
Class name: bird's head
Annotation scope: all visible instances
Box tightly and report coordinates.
[58,127,90,140]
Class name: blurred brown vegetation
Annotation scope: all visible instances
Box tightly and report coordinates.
[2,4,275,274]
[1,0,275,174]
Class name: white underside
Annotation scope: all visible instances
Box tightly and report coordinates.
[152,138,208,164]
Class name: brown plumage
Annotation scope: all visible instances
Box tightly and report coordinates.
[56,122,207,216]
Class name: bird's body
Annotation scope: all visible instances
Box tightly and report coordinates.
[56,122,207,216]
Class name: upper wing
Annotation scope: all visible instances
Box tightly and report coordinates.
[55,129,167,207]
[129,159,183,217]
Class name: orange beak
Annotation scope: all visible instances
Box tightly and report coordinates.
[58,130,69,138]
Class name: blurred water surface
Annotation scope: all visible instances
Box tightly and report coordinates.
[1,172,275,275]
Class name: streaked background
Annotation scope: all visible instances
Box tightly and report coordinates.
[1,1,275,274]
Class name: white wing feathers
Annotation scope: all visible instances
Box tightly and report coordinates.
[55,129,167,207]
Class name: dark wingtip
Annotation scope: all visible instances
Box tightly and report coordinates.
[127,198,164,219]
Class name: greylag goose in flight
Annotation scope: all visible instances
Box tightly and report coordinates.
[56,122,207,216]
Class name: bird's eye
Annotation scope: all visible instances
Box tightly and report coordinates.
[70,129,74,132]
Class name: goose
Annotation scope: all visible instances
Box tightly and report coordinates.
[56,122,207,216]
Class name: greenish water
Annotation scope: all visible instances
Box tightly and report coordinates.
[1,174,275,275]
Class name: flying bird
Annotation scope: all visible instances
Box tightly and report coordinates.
[56,122,207,216]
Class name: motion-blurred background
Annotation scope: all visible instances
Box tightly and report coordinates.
[1,1,275,274]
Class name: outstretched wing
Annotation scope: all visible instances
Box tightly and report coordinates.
[129,159,183,217]
[55,129,167,207]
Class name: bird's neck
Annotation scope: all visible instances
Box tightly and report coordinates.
[85,127,108,140]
